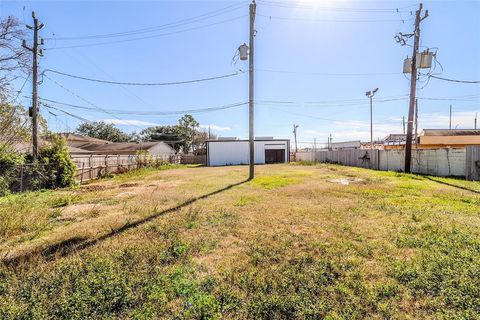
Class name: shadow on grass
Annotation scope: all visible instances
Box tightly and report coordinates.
[425,176,480,194]
[2,179,248,267]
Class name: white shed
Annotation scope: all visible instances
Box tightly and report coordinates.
[206,138,290,167]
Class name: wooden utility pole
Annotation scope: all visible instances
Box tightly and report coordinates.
[475,112,478,129]
[404,3,427,173]
[23,12,44,161]
[449,104,452,129]
[414,99,418,144]
[248,0,256,180]
[293,124,299,152]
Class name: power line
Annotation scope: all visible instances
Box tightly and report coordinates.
[46,15,247,50]
[429,75,480,84]
[41,102,92,123]
[45,2,246,41]
[257,13,412,23]
[255,68,400,76]
[38,97,249,116]
[256,0,412,13]
[42,68,245,86]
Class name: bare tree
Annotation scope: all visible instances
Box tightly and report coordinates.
[0,16,29,87]
[0,16,33,153]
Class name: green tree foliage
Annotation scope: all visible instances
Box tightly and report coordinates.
[76,121,130,142]
[37,135,77,188]
[177,114,199,154]
[138,125,183,153]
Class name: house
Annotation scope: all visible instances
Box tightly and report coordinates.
[206,137,290,166]
[329,140,361,150]
[48,133,176,156]
[418,129,480,148]
[77,141,175,156]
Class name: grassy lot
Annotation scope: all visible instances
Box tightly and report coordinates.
[0,163,479,319]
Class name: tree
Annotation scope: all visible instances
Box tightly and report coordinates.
[0,16,29,88]
[193,129,216,155]
[178,114,199,154]
[138,125,183,153]
[76,121,130,142]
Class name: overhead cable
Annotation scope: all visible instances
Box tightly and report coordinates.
[45,2,246,41]
[46,15,246,50]
[429,75,480,84]
[257,13,412,23]
[42,69,245,86]
[38,97,249,116]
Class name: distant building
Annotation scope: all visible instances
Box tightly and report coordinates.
[418,129,480,148]
[47,133,175,156]
[206,137,290,166]
[78,141,175,156]
[329,140,361,150]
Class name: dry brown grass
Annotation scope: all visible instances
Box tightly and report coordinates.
[1,163,479,318]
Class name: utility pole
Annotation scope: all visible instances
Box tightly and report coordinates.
[313,138,317,152]
[402,116,406,134]
[248,0,256,180]
[329,133,332,150]
[449,104,452,130]
[414,99,418,144]
[404,3,427,173]
[293,124,299,152]
[366,88,378,150]
[23,11,44,161]
[208,126,211,140]
[475,112,478,129]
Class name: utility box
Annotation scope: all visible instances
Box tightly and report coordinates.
[403,51,434,73]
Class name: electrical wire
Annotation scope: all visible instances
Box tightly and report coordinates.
[257,13,412,23]
[38,97,249,116]
[428,75,480,84]
[45,15,247,50]
[255,68,400,76]
[41,103,92,123]
[256,0,412,13]
[42,68,245,86]
[45,2,246,41]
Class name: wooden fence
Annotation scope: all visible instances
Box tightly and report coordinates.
[72,154,206,183]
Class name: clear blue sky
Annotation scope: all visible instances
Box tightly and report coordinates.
[2,0,479,147]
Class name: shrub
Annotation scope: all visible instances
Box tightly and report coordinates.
[0,152,25,196]
[37,135,77,189]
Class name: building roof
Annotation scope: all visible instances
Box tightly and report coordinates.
[383,134,407,141]
[420,129,480,136]
[58,133,110,144]
[79,141,170,152]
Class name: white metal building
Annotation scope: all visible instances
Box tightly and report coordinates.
[206,138,290,167]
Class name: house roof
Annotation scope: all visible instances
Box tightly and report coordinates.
[420,129,480,136]
[58,133,110,144]
[79,141,171,152]
[383,134,407,140]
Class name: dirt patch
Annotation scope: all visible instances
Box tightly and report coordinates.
[119,183,139,188]
[81,185,108,192]
[327,178,363,185]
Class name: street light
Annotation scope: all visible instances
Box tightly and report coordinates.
[365,88,379,150]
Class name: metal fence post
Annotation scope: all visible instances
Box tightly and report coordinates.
[80,162,85,184]
[20,165,24,192]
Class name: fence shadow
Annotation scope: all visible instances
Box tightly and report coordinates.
[2,179,248,266]
[425,176,480,194]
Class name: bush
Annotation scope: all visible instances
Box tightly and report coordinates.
[0,152,25,196]
[37,135,77,189]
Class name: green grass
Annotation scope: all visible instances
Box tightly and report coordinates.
[0,163,479,319]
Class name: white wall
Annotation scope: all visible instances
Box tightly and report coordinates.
[207,140,288,166]
[296,148,467,177]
